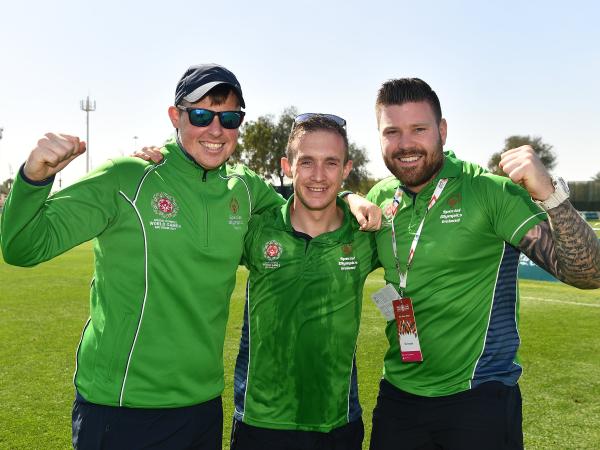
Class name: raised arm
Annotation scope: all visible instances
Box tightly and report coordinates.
[1,133,119,267]
[500,145,600,289]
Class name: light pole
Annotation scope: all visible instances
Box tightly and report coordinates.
[133,136,139,150]
[80,96,96,173]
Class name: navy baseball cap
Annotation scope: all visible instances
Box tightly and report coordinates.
[174,63,245,108]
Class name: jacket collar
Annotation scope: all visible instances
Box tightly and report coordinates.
[163,137,228,180]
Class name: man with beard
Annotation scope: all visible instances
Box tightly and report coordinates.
[366,78,600,450]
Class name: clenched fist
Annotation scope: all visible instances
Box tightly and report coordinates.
[23,133,86,181]
[498,145,555,201]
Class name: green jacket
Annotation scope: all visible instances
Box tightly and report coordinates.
[1,141,283,407]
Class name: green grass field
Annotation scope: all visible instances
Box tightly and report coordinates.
[1,242,599,449]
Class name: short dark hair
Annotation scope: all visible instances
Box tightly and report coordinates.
[181,84,240,108]
[375,78,442,124]
[286,115,349,163]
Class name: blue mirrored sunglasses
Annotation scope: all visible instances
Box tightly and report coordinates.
[177,106,245,129]
[294,113,346,128]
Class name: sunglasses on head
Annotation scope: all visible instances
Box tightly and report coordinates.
[177,106,245,129]
[294,113,346,128]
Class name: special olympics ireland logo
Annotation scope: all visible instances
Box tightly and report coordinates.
[152,192,179,219]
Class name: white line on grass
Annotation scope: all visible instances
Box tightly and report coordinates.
[521,296,600,307]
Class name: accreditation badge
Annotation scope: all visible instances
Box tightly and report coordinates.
[372,284,423,363]
[392,297,423,363]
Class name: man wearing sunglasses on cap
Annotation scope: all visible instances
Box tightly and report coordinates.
[0,64,380,449]
[230,113,379,450]
[365,78,600,450]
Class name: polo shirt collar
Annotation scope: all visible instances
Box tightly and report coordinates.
[280,194,356,243]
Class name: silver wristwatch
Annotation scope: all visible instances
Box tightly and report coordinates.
[535,176,570,210]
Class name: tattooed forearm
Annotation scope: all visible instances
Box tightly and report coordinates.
[519,201,600,289]
[519,221,559,278]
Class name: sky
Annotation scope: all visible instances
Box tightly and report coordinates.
[1,0,599,188]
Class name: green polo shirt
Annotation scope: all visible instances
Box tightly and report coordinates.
[233,196,379,431]
[367,151,546,397]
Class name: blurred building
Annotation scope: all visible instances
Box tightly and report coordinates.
[569,181,600,212]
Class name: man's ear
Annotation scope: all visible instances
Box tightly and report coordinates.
[342,160,353,180]
[439,118,447,145]
[168,106,181,128]
[281,157,292,178]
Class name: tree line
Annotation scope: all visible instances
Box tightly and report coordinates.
[2,110,600,195]
[229,105,599,192]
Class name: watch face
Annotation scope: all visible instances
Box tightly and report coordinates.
[554,177,570,195]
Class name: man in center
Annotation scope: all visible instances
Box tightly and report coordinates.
[231,114,380,450]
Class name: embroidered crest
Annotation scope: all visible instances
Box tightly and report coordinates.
[230,197,239,214]
[264,240,282,260]
[152,192,179,219]
[447,192,462,208]
[342,244,353,256]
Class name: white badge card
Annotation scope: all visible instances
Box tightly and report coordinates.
[371,284,399,321]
